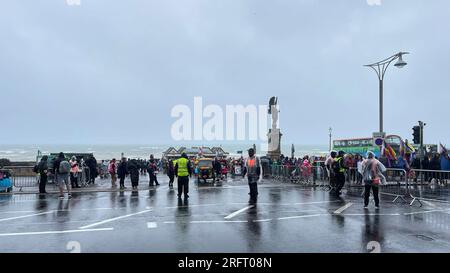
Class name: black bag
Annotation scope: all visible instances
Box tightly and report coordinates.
[332,160,341,174]
[33,164,39,173]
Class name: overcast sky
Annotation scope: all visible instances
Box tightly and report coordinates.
[1,0,449,146]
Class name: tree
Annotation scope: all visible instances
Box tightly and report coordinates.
[0,158,11,168]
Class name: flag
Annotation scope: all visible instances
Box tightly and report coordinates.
[382,140,396,160]
[399,140,406,157]
[439,143,448,155]
[382,140,392,168]
[387,144,397,160]
[405,141,416,153]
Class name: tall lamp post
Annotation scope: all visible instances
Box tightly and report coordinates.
[365,52,409,135]
[418,120,426,169]
[329,127,332,152]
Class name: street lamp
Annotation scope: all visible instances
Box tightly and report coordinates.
[365,52,409,134]
[329,127,332,152]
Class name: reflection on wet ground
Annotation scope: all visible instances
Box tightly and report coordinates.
[0,176,449,253]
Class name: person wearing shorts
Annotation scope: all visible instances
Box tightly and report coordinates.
[57,173,72,199]
[53,152,72,199]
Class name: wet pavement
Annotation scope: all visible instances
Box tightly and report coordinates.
[0,175,450,253]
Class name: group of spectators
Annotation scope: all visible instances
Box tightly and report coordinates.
[35,153,99,197]
[345,152,450,184]
[106,155,161,190]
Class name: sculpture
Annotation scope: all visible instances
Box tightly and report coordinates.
[267,97,282,160]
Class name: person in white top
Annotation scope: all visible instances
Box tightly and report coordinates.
[356,155,364,184]
[361,151,386,209]
[324,151,337,189]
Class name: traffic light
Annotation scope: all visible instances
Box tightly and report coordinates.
[412,126,420,144]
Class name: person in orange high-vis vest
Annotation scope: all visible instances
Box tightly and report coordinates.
[243,148,261,204]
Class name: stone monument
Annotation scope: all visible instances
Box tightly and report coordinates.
[267,97,282,160]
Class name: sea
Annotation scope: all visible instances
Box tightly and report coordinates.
[0,144,329,162]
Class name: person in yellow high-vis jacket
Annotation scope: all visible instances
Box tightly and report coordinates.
[174,153,192,199]
[333,150,348,196]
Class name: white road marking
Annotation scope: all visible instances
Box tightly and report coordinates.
[147,222,157,229]
[229,201,340,206]
[163,220,247,224]
[79,209,152,229]
[278,214,323,220]
[333,203,353,214]
[0,210,37,214]
[294,200,341,205]
[0,196,111,204]
[421,200,441,209]
[343,213,401,216]
[165,204,221,209]
[0,228,113,237]
[59,207,126,212]
[253,219,272,222]
[191,220,248,223]
[0,211,54,222]
[224,205,255,220]
[80,207,124,211]
[0,207,125,216]
[408,197,449,204]
[403,209,450,216]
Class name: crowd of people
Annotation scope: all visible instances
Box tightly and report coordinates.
[34,153,164,197]
[33,148,449,208]
[33,149,263,203]
[35,153,99,197]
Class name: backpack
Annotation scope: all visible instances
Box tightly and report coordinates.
[33,164,39,173]
[59,160,71,174]
[332,159,341,174]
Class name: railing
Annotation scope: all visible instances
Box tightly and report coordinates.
[346,167,408,186]
[268,165,326,188]
[6,165,93,191]
[269,164,448,206]
[8,166,40,191]
[345,167,420,205]
[408,169,450,185]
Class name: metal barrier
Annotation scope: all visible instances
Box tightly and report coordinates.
[270,165,284,182]
[378,168,421,206]
[344,167,424,206]
[346,167,359,185]
[409,169,450,185]
[380,169,450,206]
[78,167,91,187]
[362,168,431,206]
[346,167,359,183]
[8,166,40,191]
[7,165,93,191]
[313,165,329,190]
[268,165,327,187]
[261,164,446,206]
[347,167,408,186]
